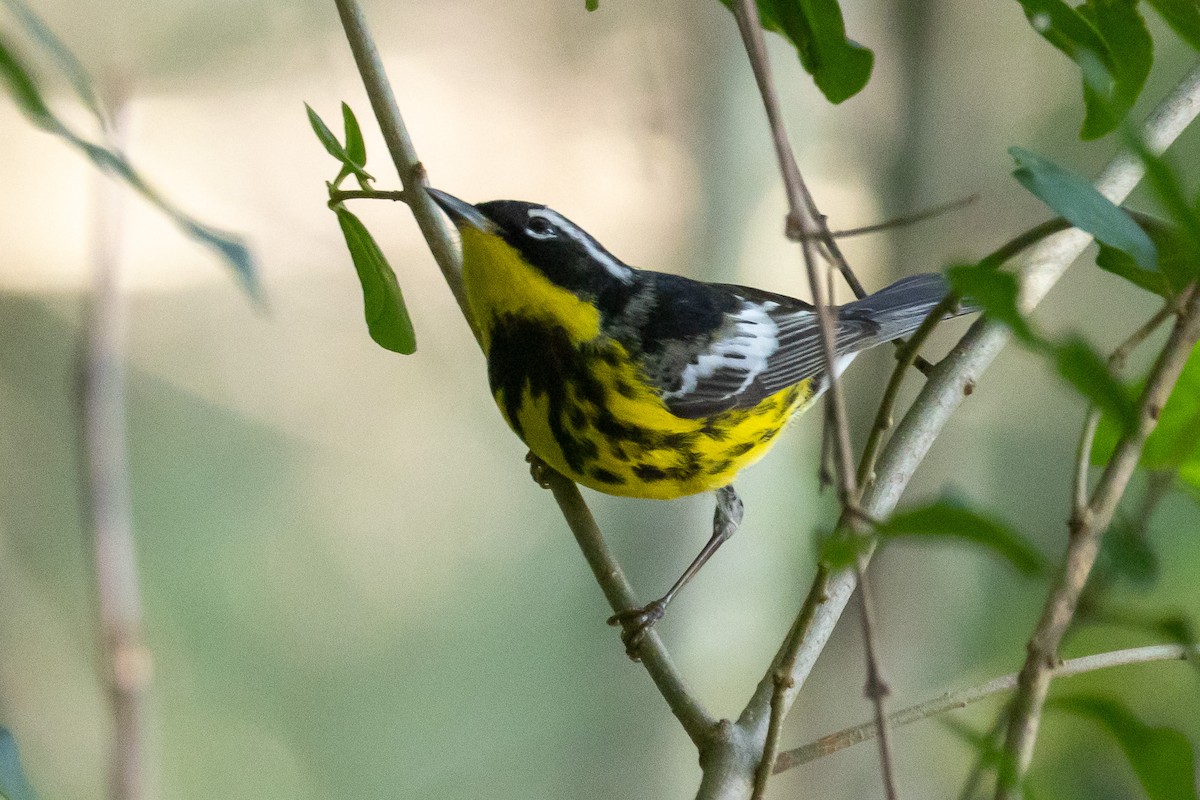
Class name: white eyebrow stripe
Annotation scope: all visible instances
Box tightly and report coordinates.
[527,208,635,285]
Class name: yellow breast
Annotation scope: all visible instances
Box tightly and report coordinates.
[460,227,812,499]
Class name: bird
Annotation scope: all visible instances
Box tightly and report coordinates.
[427,187,974,656]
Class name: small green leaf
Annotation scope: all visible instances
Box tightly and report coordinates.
[0,727,37,800]
[0,34,54,128]
[1145,0,1200,51]
[334,207,417,355]
[341,102,367,168]
[305,103,372,186]
[719,0,874,104]
[586,0,598,9]
[1011,147,1157,271]
[1126,138,1200,274]
[1050,694,1199,800]
[946,263,1036,343]
[1054,336,1137,433]
[1095,513,1160,590]
[877,498,1047,576]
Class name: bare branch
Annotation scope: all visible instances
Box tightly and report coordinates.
[331,0,715,747]
[78,84,152,800]
[774,644,1198,772]
[729,1,897,796]
[997,284,1200,798]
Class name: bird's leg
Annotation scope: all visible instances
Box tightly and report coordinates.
[608,485,744,660]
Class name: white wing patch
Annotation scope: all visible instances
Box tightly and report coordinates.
[526,208,635,285]
[664,301,780,401]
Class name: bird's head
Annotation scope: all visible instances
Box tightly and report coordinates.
[427,188,636,299]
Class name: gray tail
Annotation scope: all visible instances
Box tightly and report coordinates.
[841,273,973,345]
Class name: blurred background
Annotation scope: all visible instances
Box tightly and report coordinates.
[0,0,1197,797]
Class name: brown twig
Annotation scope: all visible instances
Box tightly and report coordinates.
[328,188,409,205]
[331,0,716,748]
[730,1,898,796]
[78,84,152,800]
[997,284,1200,798]
[816,194,980,241]
[773,644,1197,772]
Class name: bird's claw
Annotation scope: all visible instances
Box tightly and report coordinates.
[607,600,667,661]
[525,452,553,489]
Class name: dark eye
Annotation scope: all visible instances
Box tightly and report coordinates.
[525,216,556,238]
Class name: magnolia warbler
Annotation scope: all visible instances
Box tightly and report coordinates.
[428,188,973,654]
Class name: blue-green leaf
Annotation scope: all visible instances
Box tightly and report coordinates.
[876,498,1048,576]
[1050,694,1199,800]
[1011,147,1157,270]
[0,727,37,800]
[719,0,874,104]
[334,207,417,355]
[1096,217,1198,298]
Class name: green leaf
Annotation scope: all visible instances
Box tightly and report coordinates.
[0,727,37,800]
[817,528,868,569]
[946,263,1036,343]
[876,498,1047,576]
[1092,343,1200,487]
[334,207,417,355]
[1076,0,1152,140]
[1096,217,1198,298]
[305,103,372,186]
[719,0,874,104]
[1126,138,1200,274]
[0,0,107,126]
[341,102,367,168]
[1016,0,1151,139]
[1050,694,1199,800]
[1054,336,1138,433]
[1011,147,1157,270]
[1145,0,1200,51]
[586,0,599,9]
[1096,513,1160,590]
[0,33,54,128]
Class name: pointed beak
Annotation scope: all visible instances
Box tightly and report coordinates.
[426,188,496,233]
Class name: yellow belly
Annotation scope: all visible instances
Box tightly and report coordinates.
[497,352,813,500]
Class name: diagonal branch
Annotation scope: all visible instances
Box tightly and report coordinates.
[774,643,1198,771]
[330,0,715,747]
[729,2,897,797]
[996,283,1200,797]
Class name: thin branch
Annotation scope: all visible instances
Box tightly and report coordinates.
[78,84,151,800]
[331,0,716,747]
[328,188,409,205]
[1072,300,1177,512]
[730,1,897,796]
[816,194,980,241]
[997,283,1200,798]
[773,644,1197,772]
[733,59,1200,800]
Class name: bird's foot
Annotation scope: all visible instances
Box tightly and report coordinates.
[607,600,667,661]
[525,451,553,489]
